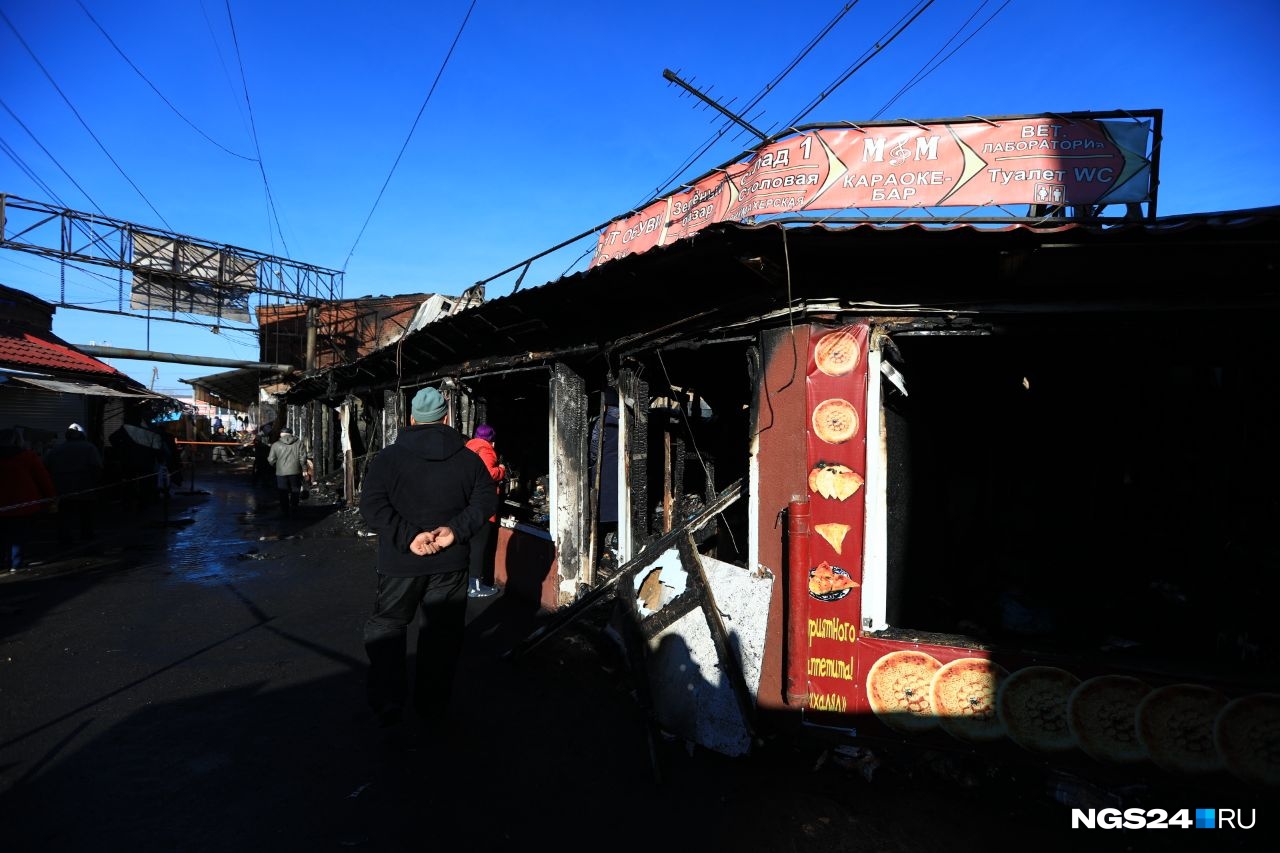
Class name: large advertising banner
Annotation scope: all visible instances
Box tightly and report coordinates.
[803,323,870,718]
[130,232,255,322]
[592,113,1154,266]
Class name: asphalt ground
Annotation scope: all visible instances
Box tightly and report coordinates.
[1,461,1263,852]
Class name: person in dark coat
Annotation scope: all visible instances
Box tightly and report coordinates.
[109,411,168,510]
[252,422,275,487]
[43,424,104,543]
[358,387,497,729]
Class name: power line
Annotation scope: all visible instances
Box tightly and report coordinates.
[486,3,864,293]
[342,0,479,273]
[0,134,65,205]
[869,0,1013,121]
[198,0,253,139]
[0,7,173,231]
[0,103,129,267]
[0,97,109,218]
[644,1,863,204]
[222,0,290,259]
[786,0,938,127]
[73,0,257,162]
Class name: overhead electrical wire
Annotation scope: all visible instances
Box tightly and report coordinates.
[223,0,291,260]
[0,8,174,231]
[74,0,257,162]
[869,0,1013,120]
[2,12,286,345]
[0,100,109,216]
[341,0,479,273]
[499,2,865,286]
[0,134,66,206]
[0,102,130,266]
[198,0,253,138]
[652,0,943,238]
[643,1,864,205]
[785,0,938,126]
[0,10,263,374]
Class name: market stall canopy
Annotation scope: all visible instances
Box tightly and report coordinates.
[4,375,159,398]
[181,367,273,411]
[283,208,1280,405]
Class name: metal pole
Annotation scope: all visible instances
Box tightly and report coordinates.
[74,345,293,372]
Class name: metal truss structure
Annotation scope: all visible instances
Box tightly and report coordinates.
[0,194,343,316]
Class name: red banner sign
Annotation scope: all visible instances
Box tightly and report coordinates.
[803,323,870,718]
[592,113,1154,266]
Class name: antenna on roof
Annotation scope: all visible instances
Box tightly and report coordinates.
[662,68,769,143]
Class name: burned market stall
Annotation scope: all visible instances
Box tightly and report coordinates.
[285,206,1280,797]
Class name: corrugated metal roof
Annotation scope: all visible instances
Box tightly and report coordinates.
[285,208,1280,403]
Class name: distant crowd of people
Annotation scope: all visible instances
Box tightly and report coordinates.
[0,410,284,572]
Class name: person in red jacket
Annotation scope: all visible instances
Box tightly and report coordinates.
[464,423,504,598]
[0,427,56,571]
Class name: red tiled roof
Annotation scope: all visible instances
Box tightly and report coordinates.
[0,325,122,377]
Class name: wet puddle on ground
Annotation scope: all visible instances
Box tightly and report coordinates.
[161,482,287,586]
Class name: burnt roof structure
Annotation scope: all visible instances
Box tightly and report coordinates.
[284,208,1280,404]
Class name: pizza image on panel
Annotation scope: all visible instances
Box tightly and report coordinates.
[1067,675,1152,764]
[996,665,1081,753]
[814,328,860,377]
[1214,693,1280,787]
[929,657,1009,743]
[1135,683,1228,775]
[811,398,859,445]
[866,650,942,733]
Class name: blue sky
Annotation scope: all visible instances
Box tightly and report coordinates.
[3,0,1279,395]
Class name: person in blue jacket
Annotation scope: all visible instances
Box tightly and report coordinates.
[358,386,496,730]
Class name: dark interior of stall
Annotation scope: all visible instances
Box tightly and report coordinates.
[457,372,551,528]
[624,342,755,568]
[882,318,1278,680]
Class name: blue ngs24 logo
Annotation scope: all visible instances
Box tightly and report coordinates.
[1071,808,1256,829]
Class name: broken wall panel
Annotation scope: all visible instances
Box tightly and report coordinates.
[625,535,773,757]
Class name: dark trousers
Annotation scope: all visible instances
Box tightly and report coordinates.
[467,520,497,584]
[55,499,96,543]
[252,450,271,486]
[1,516,28,569]
[363,569,467,721]
[275,474,302,514]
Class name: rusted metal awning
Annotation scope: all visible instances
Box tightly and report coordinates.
[8,375,160,398]
[180,367,268,411]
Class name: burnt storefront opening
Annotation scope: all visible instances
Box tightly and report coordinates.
[455,371,551,527]
[882,320,1278,675]
[624,342,754,567]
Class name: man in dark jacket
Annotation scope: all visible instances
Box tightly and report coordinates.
[44,424,104,543]
[358,386,496,729]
